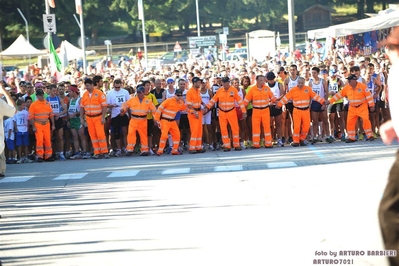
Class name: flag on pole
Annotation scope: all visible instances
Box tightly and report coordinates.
[75,0,82,15]
[48,0,56,8]
[49,36,62,73]
[138,0,144,20]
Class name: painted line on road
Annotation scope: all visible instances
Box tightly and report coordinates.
[53,173,88,180]
[0,176,35,183]
[266,162,297,169]
[107,170,141,178]
[214,165,243,172]
[307,145,326,158]
[162,168,190,175]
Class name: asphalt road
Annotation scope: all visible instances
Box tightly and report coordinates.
[0,139,397,266]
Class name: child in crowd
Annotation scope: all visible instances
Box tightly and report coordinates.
[13,99,33,163]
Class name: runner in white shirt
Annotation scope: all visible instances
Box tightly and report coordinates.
[13,99,32,163]
[106,79,130,157]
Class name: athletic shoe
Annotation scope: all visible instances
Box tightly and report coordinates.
[166,147,172,154]
[37,157,43,163]
[189,150,197,154]
[109,149,116,157]
[216,143,221,150]
[65,151,72,159]
[17,158,24,164]
[103,153,110,159]
[82,152,92,159]
[70,152,82,160]
[359,134,364,141]
[288,137,293,143]
[92,154,103,159]
[345,139,356,143]
[115,149,122,157]
[140,152,149,156]
[290,142,300,147]
[122,147,128,155]
[209,144,215,151]
[196,149,206,153]
[240,142,246,149]
[234,147,242,151]
[59,153,66,161]
[341,135,346,142]
[45,157,55,162]
[223,147,231,152]
[149,150,155,156]
[300,140,309,146]
[373,133,378,139]
[24,158,33,163]
[277,139,284,147]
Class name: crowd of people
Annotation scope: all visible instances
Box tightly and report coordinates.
[0,43,391,163]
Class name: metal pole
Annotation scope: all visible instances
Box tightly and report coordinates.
[79,11,87,74]
[139,0,148,68]
[287,0,296,53]
[17,8,30,63]
[45,0,51,72]
[196,0,200,37]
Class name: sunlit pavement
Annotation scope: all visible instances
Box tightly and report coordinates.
[0,140,396,266]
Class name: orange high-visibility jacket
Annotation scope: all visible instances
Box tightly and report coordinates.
[207,86,246,113]
[186,87,202,111]
[29,100,54,123]
[154,97,187,121]
[277,85,325,108]
[329,82,375,107]
[80,88,107,116]
[244,84,276,107]
[121,96,156,118]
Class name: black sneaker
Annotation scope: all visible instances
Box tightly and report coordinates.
[290,142,299,147]
[234,147,242,151]
[45,157,55,162]
[140,152,149,156]
[299,141,307,146]
[196,149,206,153]
[345,139,356,143]
[223,148,231,152]
[189,150,197,154]
[37,157,43,163]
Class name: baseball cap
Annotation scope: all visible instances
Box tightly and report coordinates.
[68,85,79,93]
[19,81,27,86]
[221,77,230,83]
[379,26,399,47]
[192,77,201,83]
[136,86,145,93]
[320,69,328,75]
[175,89,183,96]
[265,72,276,80]
[166,77,175,84]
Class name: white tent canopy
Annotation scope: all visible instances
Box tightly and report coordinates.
[58,40,96,68]
[0,34,47,57]
[308,9,399,39]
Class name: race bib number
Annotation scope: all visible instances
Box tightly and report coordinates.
[116,96,125,104]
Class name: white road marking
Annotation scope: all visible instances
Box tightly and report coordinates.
[214,165,243,172]
[107,170,141,178]
[53,173,88,180]
[266,162,297,169]
[162,168,190,175]
[0,176,35,183]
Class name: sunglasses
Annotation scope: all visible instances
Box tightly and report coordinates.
[176,94,183,97]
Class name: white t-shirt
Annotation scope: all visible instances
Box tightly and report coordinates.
[106,88,130,118]
[4,117,15,140]
[13,110,29,133]
[0,99,16,153]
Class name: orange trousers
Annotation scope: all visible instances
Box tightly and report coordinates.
[86,116,108,155]
[292,108,311,143]
[126,118,148,153]
[157,120,180,154]
[188,112,203,151]
[252,108,272,147]
[219,109,240,149]
[346,104,372,140]
[34,122,53,159]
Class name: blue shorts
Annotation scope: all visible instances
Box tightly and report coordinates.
[311,101,324,113]
[175,111,181,120]
[16,132,29,146]
[6,139,15,151]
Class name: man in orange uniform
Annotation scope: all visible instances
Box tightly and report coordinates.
[80,78,109,159]
[244,75,276,148]
[28,89,55,162]
[186,77,206,154]
[329,74,375,143]
[204,77,247,152]
[276,77,327,147]
[120,86,156,156]
[154,89,187,155]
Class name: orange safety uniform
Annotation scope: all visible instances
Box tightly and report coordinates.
[278,85,325,143]
[29,100,54,159]
[121,96,156,153]
[154,97,187,155]
[206,86,246,149]
[186,87,204,151]
[80,88,108,155]
[329,82,374,140]
[244,84,276,148]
